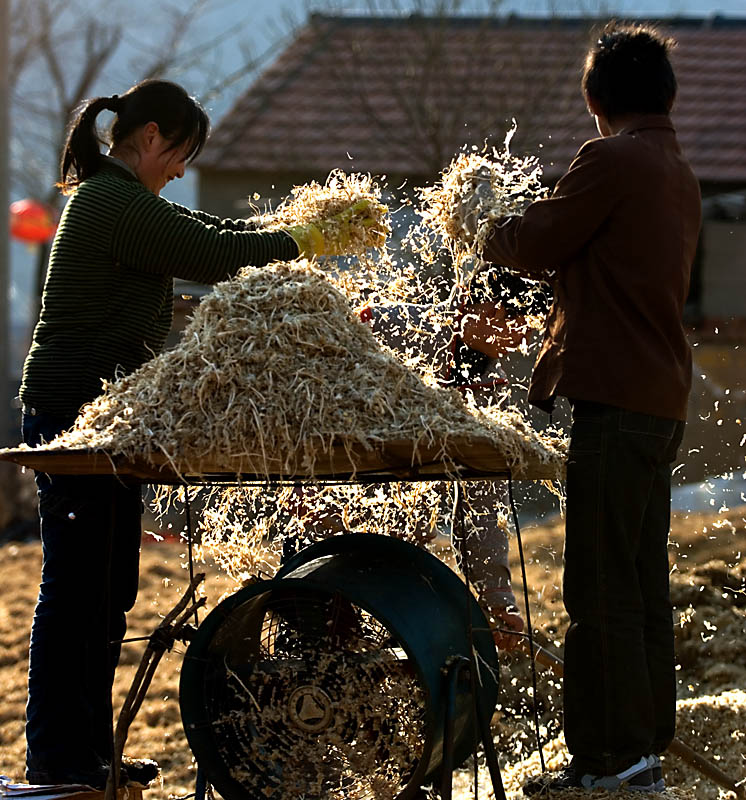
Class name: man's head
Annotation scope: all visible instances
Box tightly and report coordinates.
[582,22,677,125]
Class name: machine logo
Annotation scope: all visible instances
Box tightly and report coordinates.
[288,685,334,732]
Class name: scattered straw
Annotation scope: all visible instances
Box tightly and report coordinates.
[490,688,746,799]
[666,689,746,799]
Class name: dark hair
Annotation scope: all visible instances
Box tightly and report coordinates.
[59,79,210,194]
[582,22,677,122]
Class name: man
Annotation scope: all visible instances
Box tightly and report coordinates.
[461,22,701,794]
[363,269,549,650]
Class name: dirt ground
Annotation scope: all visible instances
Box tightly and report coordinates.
[0,503,744,800]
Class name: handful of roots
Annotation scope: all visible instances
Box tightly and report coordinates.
[407,124,547,288]
[257,169,390,255]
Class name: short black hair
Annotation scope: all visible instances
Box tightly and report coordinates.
[582,22,677,122]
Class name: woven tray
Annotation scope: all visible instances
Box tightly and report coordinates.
[0,436,562,483]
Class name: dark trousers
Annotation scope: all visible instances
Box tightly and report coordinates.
[22,411,142,776]
[562,401,685,776]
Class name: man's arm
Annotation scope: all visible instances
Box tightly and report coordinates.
[459,302,528,357]
[481,138,618,275]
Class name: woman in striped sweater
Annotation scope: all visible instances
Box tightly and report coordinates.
[19,79,376,789]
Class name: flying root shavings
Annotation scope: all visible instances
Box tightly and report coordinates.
[406,122,550,315]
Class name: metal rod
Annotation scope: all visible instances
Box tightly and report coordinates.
[183,486,211,800]
[474,682,507,800]
[453,482,482,800]
[184,486,200,628]
[194,768,208,800]
[508,475,545,772]
[441,656,470,800]
[667,739,746,799]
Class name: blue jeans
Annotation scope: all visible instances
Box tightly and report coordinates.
[22,410,143,776]
[562,401,685,776]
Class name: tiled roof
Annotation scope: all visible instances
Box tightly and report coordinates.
[197,15,746,185]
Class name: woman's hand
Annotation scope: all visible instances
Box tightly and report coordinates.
[287,198,387,257]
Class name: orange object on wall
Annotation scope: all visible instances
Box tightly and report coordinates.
[9,198,57,243]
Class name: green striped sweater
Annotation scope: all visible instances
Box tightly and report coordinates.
[20,159,298,416]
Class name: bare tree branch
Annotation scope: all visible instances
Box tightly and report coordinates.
[7,0,254,313]
[127,0,211,80]
[68,20,122,111]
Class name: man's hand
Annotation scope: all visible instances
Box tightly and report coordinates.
[484,603,525,652]
[454,173,497,243]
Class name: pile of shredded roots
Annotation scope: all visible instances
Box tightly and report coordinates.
[45,260,564,480]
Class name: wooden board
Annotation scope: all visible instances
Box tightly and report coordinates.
[0,787,142,800]
[0,438,563,483]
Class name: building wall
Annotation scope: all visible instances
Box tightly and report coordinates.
[198,170,327,219]
[702,221,746,319]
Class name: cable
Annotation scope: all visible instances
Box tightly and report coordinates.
[454,482,480,800]
[508,474,545,773]
[184,487,209,800]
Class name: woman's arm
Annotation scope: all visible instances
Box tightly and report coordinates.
[168,200,260,232]
[112,190,299,283]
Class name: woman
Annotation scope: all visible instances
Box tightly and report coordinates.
[19,79,377,789]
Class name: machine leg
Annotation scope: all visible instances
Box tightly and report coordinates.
[475,696,507,800]
[439,656,507,800]
[194,766,207,800]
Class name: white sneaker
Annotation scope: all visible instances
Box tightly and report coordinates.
[523,756,656,795]
[580,756,656,792]
[646,754,665,792]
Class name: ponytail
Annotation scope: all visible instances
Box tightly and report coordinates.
[59,94,121,194]
[58,80,209,195]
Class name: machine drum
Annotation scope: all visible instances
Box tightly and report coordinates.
[180,534,499,800]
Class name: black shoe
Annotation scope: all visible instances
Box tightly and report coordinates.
[523,757,655,795]
[26,758,159,791]
[121,757,160,787]
[523,764,584,796]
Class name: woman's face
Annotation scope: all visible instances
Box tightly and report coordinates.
[136,123,191,195]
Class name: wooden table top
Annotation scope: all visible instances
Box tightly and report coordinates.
[0,435,564,484]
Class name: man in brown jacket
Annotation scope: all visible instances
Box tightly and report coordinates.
[462,22,701,794]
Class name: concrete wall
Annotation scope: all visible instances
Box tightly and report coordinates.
[702,221,746,318]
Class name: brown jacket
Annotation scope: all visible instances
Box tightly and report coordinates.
[482,115,701,421]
